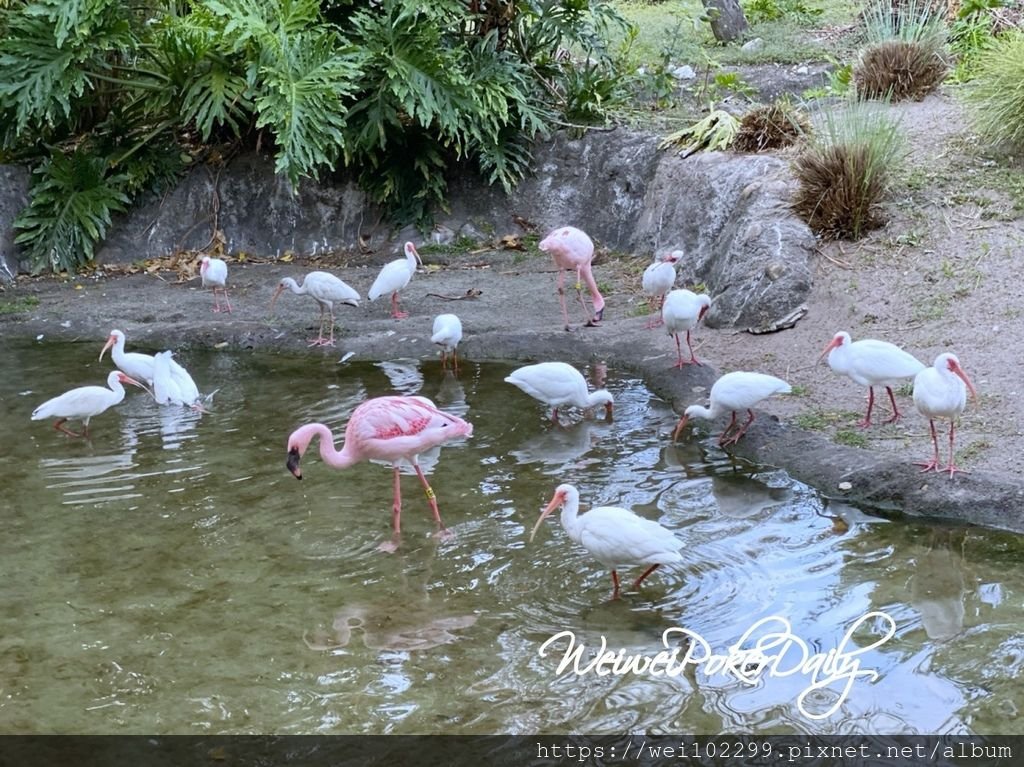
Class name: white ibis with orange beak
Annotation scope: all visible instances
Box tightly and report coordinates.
[31,371,148,437]
[200,256,231,313]
[663,288,711,367]
[674,371,791,445]
[820,331,925,427]
[100,329,203,408]
[504,362,613,424]
[641,250,681,328]
[271,271,360,346]
[530,483,683,600]
[913,353,977,478]
[538,226,605,330]
[431,313,463,371]
[368,242,421,319]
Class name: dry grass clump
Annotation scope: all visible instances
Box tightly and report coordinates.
[733,102,811,152]
[854,39,949,100]
[791,100,904,241]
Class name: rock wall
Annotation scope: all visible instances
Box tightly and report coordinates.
[0,129,817,328]
[0,165,30,283]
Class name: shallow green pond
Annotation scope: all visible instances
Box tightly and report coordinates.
[1,340,1022,734]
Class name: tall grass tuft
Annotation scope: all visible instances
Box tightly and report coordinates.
[964,30,1024,152]
[791,98,905,240]
[854,0,949,101]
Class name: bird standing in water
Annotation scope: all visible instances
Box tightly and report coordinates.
[200,256,231,313]
[912,353,977,478]
[32,371,148,437]
[431,313,463,372]
[504,362,613,424]
[530,483,683,600]
[285,395,473,550]
[538,226,605,330]
[674,371,791,445]
[368,242,421,319]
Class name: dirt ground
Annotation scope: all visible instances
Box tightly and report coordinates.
[2,90,1023,524]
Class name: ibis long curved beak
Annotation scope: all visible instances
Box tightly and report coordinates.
[286,447,303,479]
[672,414,690,443]
[818,337,842,363]
[119,372,155,400]
[269,284,285,311]
[99,337,114,362]
[950,361,978,400]
[529,493,563,542]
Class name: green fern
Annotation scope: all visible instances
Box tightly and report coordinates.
[14,150,130,272]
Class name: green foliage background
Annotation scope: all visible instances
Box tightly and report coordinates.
[0,0,634,272]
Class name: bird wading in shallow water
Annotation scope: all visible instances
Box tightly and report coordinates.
[674,371,791,445]
[32,371,148,438]
[271,271,361,347]
[285,395,473,551]
[820,331,925,428]
[200,256,231,313]
[368,242,421,319]
[538,226,605,330]
[662,288,711,367]
[530,483,683,600]
[100,329,204,409]
[431,313,463,372]
[912,353,977,478]
[504,362,613,424]
[641,250,681,328]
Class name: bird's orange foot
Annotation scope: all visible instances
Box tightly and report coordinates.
[391,311,409,319]
[434,528,454,543]
[914,459,940,473]
[945,463,969,478]
[672,360,690,369]
[882,413,902,425]
[376,539,400,554]
[856,418,873,429]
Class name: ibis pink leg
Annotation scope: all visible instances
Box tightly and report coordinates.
[685,330,701,366]
[857,387,877,428]
[944,422,968,478]
[914,420,942,473]
[389,291,409,319]
[325,309,337,346]
[881,386,903,425]
[212,287,233,313]
[645,296,665,329]
[632,563,661,590]
[308,305,328,346]
[721,410,756,446]
[611,570,621,600]
[53,418,81,438]
[717,411,740,446]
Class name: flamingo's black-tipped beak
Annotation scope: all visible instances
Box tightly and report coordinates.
[287,447,302,479]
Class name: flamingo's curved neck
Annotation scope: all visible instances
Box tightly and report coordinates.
[301,423,359,469]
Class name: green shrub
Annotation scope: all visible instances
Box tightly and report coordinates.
[964,30,1024,151]
[791,98,904,240]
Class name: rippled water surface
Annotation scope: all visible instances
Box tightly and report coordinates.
[2,340,1022,734]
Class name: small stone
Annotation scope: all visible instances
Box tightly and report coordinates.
[741,38,764,53]
[838,481,852,491]
[765,262,786,281]
[796,65,809,75]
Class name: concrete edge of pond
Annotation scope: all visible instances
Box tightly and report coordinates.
[5,280,1024,536]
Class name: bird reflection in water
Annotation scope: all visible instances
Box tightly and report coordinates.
[303,604,477,652]
[909,529,969,641]
[510,417,612,470]
[710,473,793,519]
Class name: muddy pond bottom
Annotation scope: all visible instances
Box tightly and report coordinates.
[1,341,1022,734]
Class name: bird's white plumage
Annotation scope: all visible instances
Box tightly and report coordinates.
[504,362,613,414]
[823,331,925,387]
[913,353,971,420]
[31,371,140,433]
[642,251,680,300]
[431,313,462,353]
[688,371,792,419]
[200,256,228,289]
[662,289,710,335]
[101,329,155,383]
[277,271,360,309]
[154,351,187,406]
[368,242,420,302]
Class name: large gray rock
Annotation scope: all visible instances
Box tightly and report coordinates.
[2,128,816,328]
[633,151,815,330]
[0,166,30,283]
[96,154,381,262]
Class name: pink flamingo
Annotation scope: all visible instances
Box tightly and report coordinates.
[285,396,473,549]
[538,226,605,331]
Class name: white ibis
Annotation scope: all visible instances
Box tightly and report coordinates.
[285,395,473,550]
[641,250,681,328]
[530,483,683,600]
[663,288,711,367]
[538,226,605,330]
[368,242,421,319]
[200,256,231,313]
[100,330,203,408]
[153,351,187,406]
[431,313,463,371]
[504,362,613,423]
[913,353,977,478]
[271,271,361,346]
[31,371,148,437]
[820,331,925,427]
[674,371,792,445]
